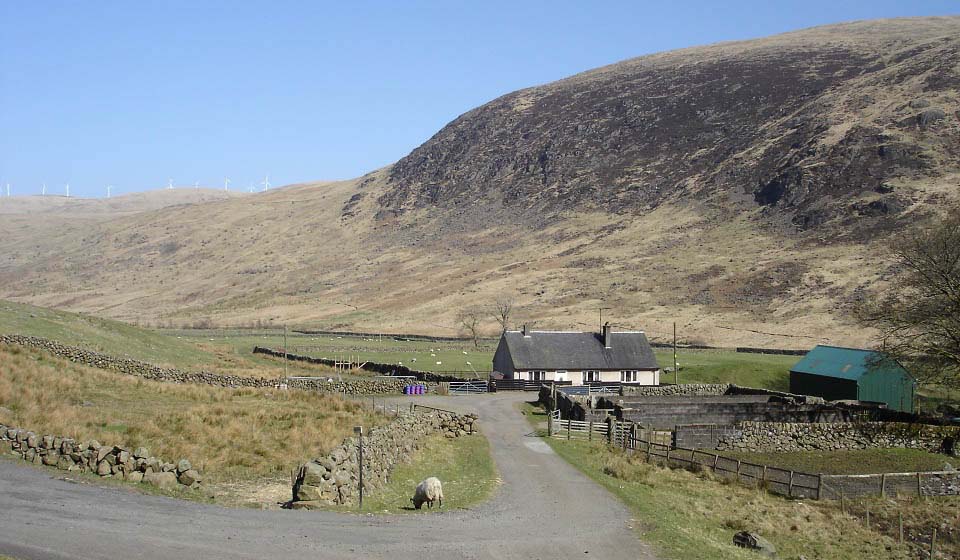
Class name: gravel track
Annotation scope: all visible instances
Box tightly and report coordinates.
[0,392,655,559]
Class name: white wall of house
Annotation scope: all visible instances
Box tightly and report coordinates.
[513,369,660,386]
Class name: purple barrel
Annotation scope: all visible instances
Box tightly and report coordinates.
[417,385,424,395]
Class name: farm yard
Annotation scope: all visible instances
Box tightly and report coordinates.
[521,402,960,560]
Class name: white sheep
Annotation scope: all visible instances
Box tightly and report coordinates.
[411,476,443,509]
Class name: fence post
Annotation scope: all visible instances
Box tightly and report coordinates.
[736,460,741,483]
[567,418,571,441]
[761,465,767,487]
[917,472,923,497]
[622,423,628,451]
[713,452,720,472]
[665,446,670,463]
[646,439,651,462]
[788,471,795,497]
[630,423,637,451]
[932,528,937,558]
[898,511,903,544]
[589,419,593,441]
[840,486,845,514]
[817,474,823,500]
[548,410,553,438]
[880,473,886,498]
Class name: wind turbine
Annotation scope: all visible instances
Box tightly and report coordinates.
[168,178,174,190]
[248,182,254,193]
[5,184,9,197]
[65,183,70,197]
[107,185,113,198]
[42,183,46,196]
[194,181,199,190]
[224,177,231,191]
[261,174,271,192]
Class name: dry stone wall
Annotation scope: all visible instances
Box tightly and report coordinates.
[291,408,478,508]
[1,422,202,488]
[621,383,731,397]
[0,334,432,395]
[717,421,960,455]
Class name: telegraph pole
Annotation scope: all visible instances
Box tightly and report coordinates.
[599,307,612,332]
[673,322,679,385]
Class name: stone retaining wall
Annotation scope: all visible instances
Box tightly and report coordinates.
[1,422,202,488]
[0,334,432,395]
[621,383,731,397]
[717,421,960,455]
[291,408,478,508]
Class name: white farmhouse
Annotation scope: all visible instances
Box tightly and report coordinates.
[492,323,660,386]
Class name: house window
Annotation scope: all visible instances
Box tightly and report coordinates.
[583,370,599,383]
[621,370,638,382]
[528,371,545,381]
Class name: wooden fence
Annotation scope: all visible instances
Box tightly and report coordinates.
[623,435,823,499]
[820,471,960,499]
[547,410,609,441]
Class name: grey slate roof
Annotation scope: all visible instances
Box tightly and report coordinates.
[500,330,659,370]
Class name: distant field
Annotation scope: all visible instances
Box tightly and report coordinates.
[719,448,953,475]
[172,328,799,388]
[170,328,497,379]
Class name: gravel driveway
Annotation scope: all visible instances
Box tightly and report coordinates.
[0,392,655,559]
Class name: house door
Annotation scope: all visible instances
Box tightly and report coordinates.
[555,370,568,382]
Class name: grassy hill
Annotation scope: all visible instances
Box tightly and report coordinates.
[1,18,959,348]
[0,299,212,368]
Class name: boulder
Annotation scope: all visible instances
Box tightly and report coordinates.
[300,462,328,486]
[178,469,202,486]
[143,471,178,489]
[176,459,192,474]
[126,471,144,483]
[133,447,149,459]
[41,451,60,466]
[733,531,777,558]
[96,460,112,476]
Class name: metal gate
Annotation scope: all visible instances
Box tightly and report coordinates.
[448,381,489,395]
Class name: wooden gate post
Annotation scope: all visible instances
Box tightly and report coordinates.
[547,410,553,438]
[588,419,593,441]
[567,418,571,441]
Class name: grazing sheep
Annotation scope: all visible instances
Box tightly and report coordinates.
[411,476,443,509]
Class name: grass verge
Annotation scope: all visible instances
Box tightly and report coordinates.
[357,431,498,514]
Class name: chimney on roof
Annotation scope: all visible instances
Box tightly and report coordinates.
[602,322,612,348]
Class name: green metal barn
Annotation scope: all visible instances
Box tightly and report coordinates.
[789,345,916,412]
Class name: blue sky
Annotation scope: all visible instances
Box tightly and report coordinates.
[1,1,957,198]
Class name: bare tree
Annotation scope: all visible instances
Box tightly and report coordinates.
[491,297,514,333]
[457,307,484,349]
[857,212,960,388]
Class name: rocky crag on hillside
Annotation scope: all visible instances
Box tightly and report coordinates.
[382,17,960,239]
